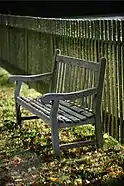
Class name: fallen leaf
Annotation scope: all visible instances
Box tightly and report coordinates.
[50,177,60,182]
[11,156,21,166]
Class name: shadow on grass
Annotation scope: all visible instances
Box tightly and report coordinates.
[0,121,124,185]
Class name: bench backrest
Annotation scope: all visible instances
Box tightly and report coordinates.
[51,49,106,110]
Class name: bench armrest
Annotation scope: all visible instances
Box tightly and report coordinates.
[9,72,53,83]
[40,87,97,104]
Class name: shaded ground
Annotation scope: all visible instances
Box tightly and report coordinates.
[0,67,124,186]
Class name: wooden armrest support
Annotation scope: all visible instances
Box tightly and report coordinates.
[9,72,53,83]
[40,87,97,104]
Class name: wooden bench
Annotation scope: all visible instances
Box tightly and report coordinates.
[9,49,106,156]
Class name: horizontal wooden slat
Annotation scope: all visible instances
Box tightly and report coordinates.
[23,97,50,116]
[60,140,96,149]
[37,98,92,122]
[17,97,50,124]
[21,97,80,123]
[60,101,94,117]
[37,98,80,123]
[19,97,95,125]
[59,104,86,120]
[58,115,72,123]
[59,117,95,128]
[56,55,100,71]
[35,99,73,123]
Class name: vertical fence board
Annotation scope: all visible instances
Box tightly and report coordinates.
[121,20,124,143]
[112,20,119,139]
[117,20,123,142]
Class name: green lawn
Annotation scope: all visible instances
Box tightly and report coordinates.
[0,67,124,186]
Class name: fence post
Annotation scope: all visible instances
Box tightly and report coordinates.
[24,28,28,75]
[121,20,124,143]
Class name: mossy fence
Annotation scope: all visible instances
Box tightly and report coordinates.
[0,14,124,143]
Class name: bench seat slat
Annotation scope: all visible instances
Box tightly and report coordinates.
[60,100,94,117]
[20,97,76,123]
[58,104,86,120]
[22,97,50,116]
[17,97,50,122]
[72,106,93,118]
[37,98,80,123]
[37,98,94,121]
[36,98,81,123]
[18,97,94,124]
[27,99,73,124]
[33,99,51,111]
[36,98,89,122]
[59,112,80,123]
[35,100,73,123]
[58,115,72,123]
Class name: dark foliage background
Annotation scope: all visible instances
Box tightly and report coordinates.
[0,1,123,18]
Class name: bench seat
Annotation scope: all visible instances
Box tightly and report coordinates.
[17,96,95,128]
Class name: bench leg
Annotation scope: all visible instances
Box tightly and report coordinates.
[95,114,103,148]
[51,121,60,157]
[15,102,21,126]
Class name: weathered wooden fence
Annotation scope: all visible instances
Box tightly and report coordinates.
[0,14,124,142]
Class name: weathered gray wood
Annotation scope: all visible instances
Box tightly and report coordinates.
[60,62,66,93]
[60,101,94,118]
[81,68,87,106]
[17,97,50,124]
[15,81,22,126]
[15,102,21,126]
[97,57,106,98]
[59,117,95,128]
[56,62,62,92]
[68,64,73,92]
[50,100,60,156]
[60,140,96,149]
[50,49,60,92]
[64,63,70,92]
[56,55,100,71]
[72,66,77,92]
[69,65,75,92]
[58,115,72,123]
[58,104,86,120]
[26,98,94,124]
[10,49,106,156]
[41,87,97,104]
[85,69,90,108]
[95,57,106,147]
[23,97,51,116]
[9,72,53,83]
[88,70,94,109]
[41,100,95,127]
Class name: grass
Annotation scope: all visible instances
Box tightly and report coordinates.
[0,67,124,186]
